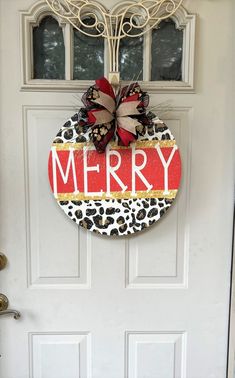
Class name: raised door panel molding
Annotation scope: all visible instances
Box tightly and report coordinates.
[126,331,187,378]
[23,106,91,289]
[29,332,91,378]
[126,108,192,289]
[20,1,196,93]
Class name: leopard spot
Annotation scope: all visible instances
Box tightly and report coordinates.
[54,138,63,143]
[143,200,149,208]
[117,216,125,225]
[60,201,69,206]
[148,208,158,218]
[119,224,127,233]
[136,209,146,221]
[160,208,167,217]
[63,121,72,128]
[72,200,82,206]
[63,129,74,140]
[71,114,79,122]
[111,229,118,236]
[93,215,114,229]
[75,210,83,219]
[150,198,157,206]
[106,216,114,225]
[148,126,154,136]
[80,217,93,230]
[75,125,82,135]
[106,207,116,215]
[93,215,104,228]
[76,136,87,143]
[155,126,167,133]
[130,213,138,227]
[86,208,96,216]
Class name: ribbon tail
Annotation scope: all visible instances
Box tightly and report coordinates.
[91,122,115,153]
[116,126,137,147]
[117,116,142,135]
[94,128,115,153]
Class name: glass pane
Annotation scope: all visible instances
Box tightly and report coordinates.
[33,16,65,80]
[73,18,104,80]
[120,20,143,81]
[151,19,183,81]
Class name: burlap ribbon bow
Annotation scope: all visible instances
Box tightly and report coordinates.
[78,77,154,153]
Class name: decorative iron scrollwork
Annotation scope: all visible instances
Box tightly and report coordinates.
[45,0,183,78]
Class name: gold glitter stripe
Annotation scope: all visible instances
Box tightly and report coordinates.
[56,190,177,201]
[52,140,176,151]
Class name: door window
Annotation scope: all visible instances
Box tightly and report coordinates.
[151,19,183,81]
[73,18,105,80]
[21,2,196,91]
[33,16,65,80]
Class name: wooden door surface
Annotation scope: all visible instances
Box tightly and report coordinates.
[0,0,234,377]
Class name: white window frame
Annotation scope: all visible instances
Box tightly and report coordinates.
[20,0,196,93]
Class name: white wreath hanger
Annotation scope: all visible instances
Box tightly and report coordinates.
[45,0,183,84]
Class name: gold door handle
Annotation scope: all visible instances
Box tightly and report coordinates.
[0,253,7,270]
[0,294,21,320]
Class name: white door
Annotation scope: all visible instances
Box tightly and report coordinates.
[0,0,234,377]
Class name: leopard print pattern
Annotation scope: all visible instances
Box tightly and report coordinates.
[51,113,177,236]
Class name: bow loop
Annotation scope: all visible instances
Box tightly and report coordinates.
[116,101,141,117]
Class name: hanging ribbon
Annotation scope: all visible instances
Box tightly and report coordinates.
[78,77,155,153]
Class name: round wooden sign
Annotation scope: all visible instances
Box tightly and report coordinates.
[48,115,181,236]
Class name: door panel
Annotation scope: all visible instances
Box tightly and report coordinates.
[30,333,91,378]
[24,107,91,288]
[126,112,190,289]
[0,0,234,378]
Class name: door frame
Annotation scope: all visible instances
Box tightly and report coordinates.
[228,206,235,377]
